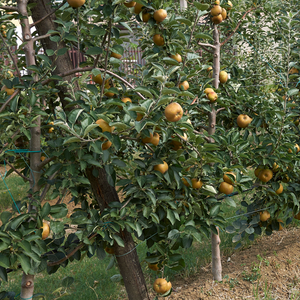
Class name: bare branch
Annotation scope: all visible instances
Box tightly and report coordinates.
[4,160,30,181]
[47,233,98,266]
[198,42,216,50]
[37,156,56,170]
[0,90,20,113]
[198,44,214,53]
[221,7,258,46]
[42,67,146,100]
[216,107,226,114]
[32,33,53,43]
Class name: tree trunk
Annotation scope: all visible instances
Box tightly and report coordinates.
[28,0,79,106]
[17,0,41,297]
[210,25,222,281]
[85,167,150,300]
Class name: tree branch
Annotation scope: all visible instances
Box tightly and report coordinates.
[216,107,226,114]
[4,160,30,181]
[0,90,20,114]
[30,2,64,28]
[42,67,146,100]
[0,31,22,79]
[37,156,56,170]
[0,5,19,12]
[220,7,258,46]
[32,33,53,43]
[198,42,216,50]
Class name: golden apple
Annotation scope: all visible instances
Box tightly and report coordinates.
[67,0,85,8]
[179,81,189,91]
[227,0,233,10]
[259,211,270,222]
[211,5,222,16]
[41,222,50,240]
[111,52,122,59]
[192,178,203,189]
[153,9,167,23]
[96,119,114,133]
[223,172,236,185]
[219,70,228,83]
[153,34,165,46]
[1,85,15,95]
[164,102,183,122]
[237,114,252,128]
[258,169,273,183]
[142,132,160,146]
[142,12,151,22]
[92,74,103,85]
[153,278,172,294]
[212,14,223,24]
[207,91,218,102]
[170,53,182,63]
[219,181,234,195]
[275,183,283,195]
[102,140,112,150]
[221,8,227,19]
[134,2,143,14]
[154,161,169,174]
[204,87,214,94]
[124,1,136,7]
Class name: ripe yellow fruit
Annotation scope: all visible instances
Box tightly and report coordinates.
[204,87,214,94]
[259,211,270,222]
[219,70,228,83]
[153,34,165,46]
[227,0,233,10]
[124,1,136,7]
[288,144,300,153]
[153,9,167,23]
[92,74,103,85]
[219,181,234,195]
[277,219,283,231]
[207,91,218,102]
[212,14,223,24]
[223,172,236,185]
[153,278,172,294]
[142,132,160,146]
[275,183,283,195]
[164,102,183,122]
[41,222,50,240]
[211,5,222,16]
[179,81,189,91]
[1,86,15,96]
[134,3,143,14]
[142,12,151,22]
[294,211,300,220]
[96,119,114,133]
[170,53,182,63]
[182,178,190,187]
[237,114,252,128]
[148,263,159,271]
[258,169,273,183]
[67,0,85,8]
[221,8,227,20]
[105,246,115,254]
[254,167,263,177]
[102,140,112,150]
[111,52,122,59]
[154,161,169,174]
[136,112,143,121]
[191,178,203,189]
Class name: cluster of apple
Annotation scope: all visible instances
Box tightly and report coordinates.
[219,171,235,195]
[210,0,232,25]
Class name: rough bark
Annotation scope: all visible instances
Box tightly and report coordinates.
[210,25,222,281]
[85,167,150,300]
[17,0,41,298]
[28,0,79,105]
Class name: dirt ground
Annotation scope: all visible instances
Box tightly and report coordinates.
[169,227,300,300]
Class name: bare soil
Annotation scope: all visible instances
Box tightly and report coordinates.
[169,227,300,300]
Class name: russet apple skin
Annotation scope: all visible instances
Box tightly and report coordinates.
[219,70,228,83]
[153,9,167,23]
[219,181,234,195]
[237,114,252,128]
[164,102,183,122]
[153,34,165,46]
[258,169,273,183]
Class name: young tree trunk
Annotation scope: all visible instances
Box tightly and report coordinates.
[85,167,150,300]
[17,0,41,298]
[209,25,222,282]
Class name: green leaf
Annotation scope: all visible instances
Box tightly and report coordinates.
[168,229,180,239]
[41,202,51,219]
[63,137,81,144]
[57,47,68,56]
[186,53,200,61]
[62,276,74,287]
[162,57,180,65]
[112,235,124,247]
[134,87,153,98]
[224,197,236,207]
[83,124,99,137]
[194,2,210,10]
[167,209,175,225]
[194,33,213,40]
[0,253,10,268]
[210,204,220,216]
[0,266,7,282]
[86,47,103,55]
[106,256,115,271]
